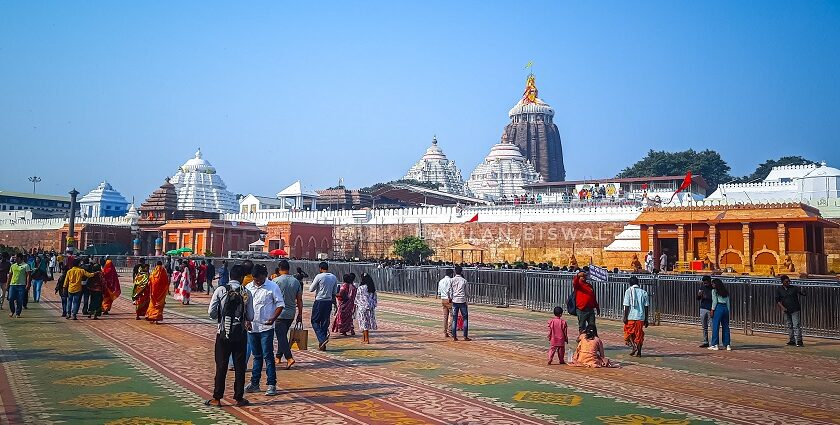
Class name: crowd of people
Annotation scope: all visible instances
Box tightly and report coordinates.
[205,260,379,407]
[1,248,811,408]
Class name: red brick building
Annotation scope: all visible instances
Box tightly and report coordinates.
[263,221,333,259]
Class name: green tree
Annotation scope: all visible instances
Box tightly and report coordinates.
[617,149,732,192]
[737,156,817,183]
[392,236,434,265]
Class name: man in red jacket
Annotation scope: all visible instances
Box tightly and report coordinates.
[573,267,600,335]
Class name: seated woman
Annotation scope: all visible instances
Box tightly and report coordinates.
[571,325,619,368]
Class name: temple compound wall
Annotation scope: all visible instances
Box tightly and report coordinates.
[333,221,637,269]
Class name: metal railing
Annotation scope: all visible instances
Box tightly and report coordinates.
[97,256,838,339]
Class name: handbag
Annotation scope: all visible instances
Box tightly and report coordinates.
[290,322,308,351]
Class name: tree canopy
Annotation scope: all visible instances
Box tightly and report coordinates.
[362,179,441,193]
[392,236,434,265]
[617,149,732,192]
[736,156,817,183]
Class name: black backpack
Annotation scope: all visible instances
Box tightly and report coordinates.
[566,289,578,317]
[219,284,247,341]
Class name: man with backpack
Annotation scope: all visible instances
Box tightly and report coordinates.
[206,264,255,407]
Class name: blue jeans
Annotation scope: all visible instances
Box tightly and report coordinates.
[68,291,83,317]
[711,304,730,347]
[60,295,70,316]
[32,280,44,302]
[451,303,469,338]
[311,300,333,345]
[248,330,276,386]
[7,285,26,316]
[81,287,90,313]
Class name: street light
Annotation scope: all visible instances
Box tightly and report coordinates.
[28,176,41,194]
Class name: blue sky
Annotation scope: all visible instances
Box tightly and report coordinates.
[1,1,838,202]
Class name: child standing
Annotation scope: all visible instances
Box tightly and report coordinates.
[548,306,569,365]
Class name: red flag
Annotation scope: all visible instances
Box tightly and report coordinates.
[467,214,479,223]
[641,183,648,190]
[668,171,692,203]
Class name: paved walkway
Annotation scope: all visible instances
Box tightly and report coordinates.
[1,276,839,424]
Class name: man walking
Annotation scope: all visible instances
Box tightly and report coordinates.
[659,250,669,272]
[438,269,453,338]
[644,251,654,273]
[776,275,805,347]
[622,276,649,357]
[63,259,97,320]
[6,254,31,318]
[0,253,11,310]
[573,266,600,334]
[273,260,303,370]
[244,264,284,396]
[448,265,470,341]
[207,265,254,407]
[697,276,713,347]
[309,262,338,351]
[206,260,216,294]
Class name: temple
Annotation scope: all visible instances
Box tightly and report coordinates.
[465,140,542,201]
[78,181,129,217]
[169,148,238,217]
[402,136,466,195]
[503,74,566,181]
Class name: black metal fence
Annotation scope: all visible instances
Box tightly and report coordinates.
[108,255,838,339]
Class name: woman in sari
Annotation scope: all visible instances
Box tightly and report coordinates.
[332,273,357,336]
[100,259,121,314]
[146,261,170,323]
[355,273,378,344]
[571,325,619,368]
[131,264,151,320]
[174,265,192,305]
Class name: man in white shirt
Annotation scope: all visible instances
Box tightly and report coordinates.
[309,261,339,350]
[243,264,284,396]
[622,276,650,357]
[659,251,668,272]
[447,265,471,341]
[438,269,454,338]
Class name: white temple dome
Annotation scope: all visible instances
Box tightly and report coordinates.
[403,136,466,195]
[508,98,554,118]
[466,141,542,201]
[169,148,237,214]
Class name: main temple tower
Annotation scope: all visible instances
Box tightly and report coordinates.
[502,74,566,181]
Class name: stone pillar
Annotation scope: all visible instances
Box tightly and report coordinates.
[677,224,686,263]
[708,224,718,267]
[132,238,141,256]
[647,225,656,257]
[742,223,752,272]
[67,189,79,252]
[777,223,787,258]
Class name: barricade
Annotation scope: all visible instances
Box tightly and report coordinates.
[116,256,840,339]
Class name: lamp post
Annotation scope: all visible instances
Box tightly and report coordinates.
[28,176,41,194]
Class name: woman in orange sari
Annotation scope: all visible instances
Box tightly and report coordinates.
[571,325,619,368]
[100,259,121,314]
[146,261,170,324]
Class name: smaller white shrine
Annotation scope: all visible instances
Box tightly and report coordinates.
[466,141,542,201]
[78,181,129,217]
[403,136,466,195]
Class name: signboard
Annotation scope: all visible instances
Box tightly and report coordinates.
[588,264,609,282]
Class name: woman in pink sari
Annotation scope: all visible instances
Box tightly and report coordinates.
[571,326,619,368]
[332,273,357,336]
[100,259,121,314]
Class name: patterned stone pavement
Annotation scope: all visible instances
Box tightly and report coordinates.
[1,276,839,424]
